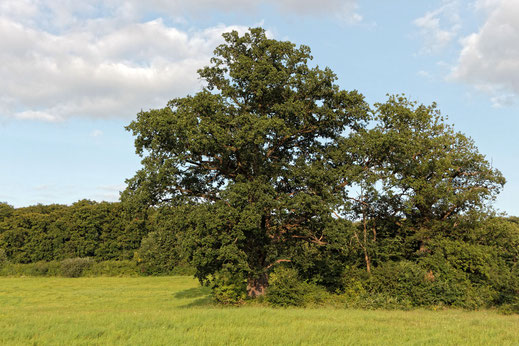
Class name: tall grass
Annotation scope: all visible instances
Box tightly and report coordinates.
[1,277,517,345]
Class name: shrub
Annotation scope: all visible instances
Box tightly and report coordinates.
[301,282,331,306]
[267,267,306,307]
[0,259,142,277]
[367,261,436,306]
[499,297,519,315]
[84,260,139,277]
[336,261,482,309]
[266,267,331,307]
[60,258,94,277]
[340,259,512,310]
[0,262,16,276]
[210,270,247,305]
[0,261,60,277]
[338,265,415,310]
[28,261,60,276]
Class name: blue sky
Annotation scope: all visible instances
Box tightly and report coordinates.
[1,0,518,216]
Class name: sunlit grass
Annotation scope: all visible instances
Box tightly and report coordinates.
[0,277,517,345]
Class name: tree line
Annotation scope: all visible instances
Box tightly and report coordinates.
[0,200,187,276]
[0,201,145,263]
[1,198,518,308]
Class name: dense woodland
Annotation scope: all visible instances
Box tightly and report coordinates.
[1,28,519,311]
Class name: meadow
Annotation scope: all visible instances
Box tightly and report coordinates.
[0,276,518,345]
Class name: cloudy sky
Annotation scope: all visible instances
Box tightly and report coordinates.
[1,0,518,215]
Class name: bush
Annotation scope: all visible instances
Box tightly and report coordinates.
[60,258,94,277]
[84,260,139,277]
[419,240,519,309]
[337,261,483,309]
[367,261,437,306]
[266,267,330,307]
[338,266,411,310]
[210,270,247,305]
[0,262,16,276]
[0,261,61,277]
[499,297,519,315]
[301,283,331,306]
[28,261,61,276]
[0,258,192,278]
[338,266,369,306]
[267,267,306,307]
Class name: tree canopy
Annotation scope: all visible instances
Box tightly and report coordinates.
[122,28,507,300]
[123,28,370,296]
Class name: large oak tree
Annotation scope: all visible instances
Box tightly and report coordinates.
[122,28,368,297]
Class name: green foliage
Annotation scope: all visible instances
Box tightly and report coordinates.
[266,267,305,307]
[0,261,61,277]
[336,96,504,270]
[136,231,178,275]
[84,260,138,277]
[0,201,152,265]
[30,261,62,276]
[170,263,196,276]
[136,226,195,275]
[0,248,7,266]
[135,206,185,275]
[60,258,94,278]
[369,96,504,226]
[266,266,330,307]
[210,270,247,305]
[367,261,458,307]
[123,27,369,298]
[0,202,14,223]
[0,259,143,277]
[499,297,519,315]
[336,249,519,311]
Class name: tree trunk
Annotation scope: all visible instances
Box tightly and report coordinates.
[362,203,371,274]
[364,250,371,274]
[247,273,268,297]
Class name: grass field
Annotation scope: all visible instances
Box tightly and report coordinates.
[1,277,518,345]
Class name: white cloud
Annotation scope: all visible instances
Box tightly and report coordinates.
[413,1,461,54]
[0,0,361,122]
[474,0,502,11]
[14,110,60,122]
[104,0,362,24]
[0,0,360,122]
[0,14,247,121]
[451,0,519,104]
[490,94,516,108]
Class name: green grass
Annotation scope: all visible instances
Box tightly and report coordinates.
[0,277,517,345]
